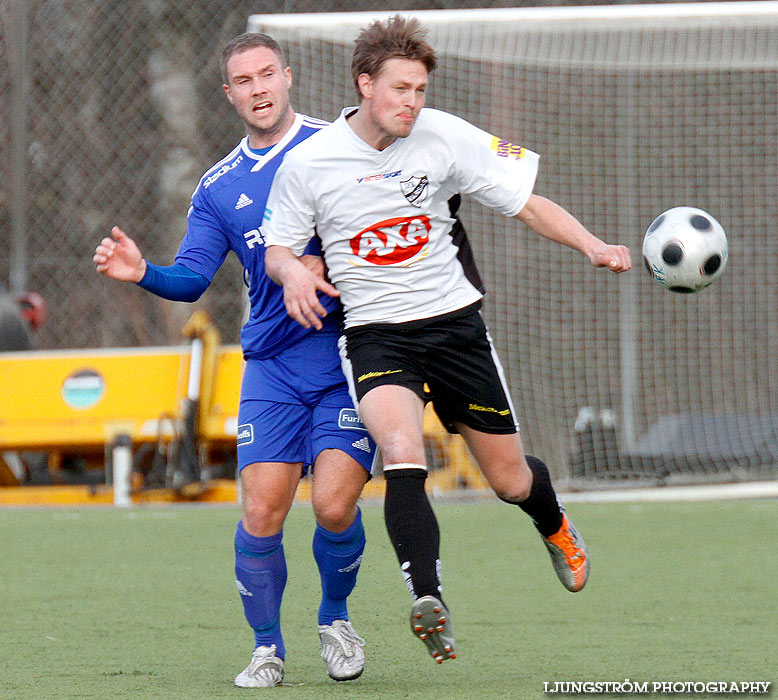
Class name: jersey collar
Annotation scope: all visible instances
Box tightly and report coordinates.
[242,113,306,172]
[338,106,405,158]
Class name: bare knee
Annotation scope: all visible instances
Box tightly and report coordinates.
[377,429,426,466]
[241,495,289,536]
[493,482,531,503]
[486,459,533,503]
[312,496,358,533]
[239,462,300,536]
[310,449,368,532]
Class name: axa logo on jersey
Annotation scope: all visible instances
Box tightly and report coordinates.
[350,215,431,265]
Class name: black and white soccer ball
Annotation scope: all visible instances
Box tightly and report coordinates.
[642,206,728,293]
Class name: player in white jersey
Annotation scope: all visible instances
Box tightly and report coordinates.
[263,106,537,327]
[264,16,631,665]
[93,33,375,686]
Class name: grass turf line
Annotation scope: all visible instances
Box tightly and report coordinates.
[1,499,776,699]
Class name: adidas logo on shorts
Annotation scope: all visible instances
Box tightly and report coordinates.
[351,437,371,453]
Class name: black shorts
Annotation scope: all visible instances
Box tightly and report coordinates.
[338,303,519,435]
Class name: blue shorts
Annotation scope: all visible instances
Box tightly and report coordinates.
[237,328,377,474]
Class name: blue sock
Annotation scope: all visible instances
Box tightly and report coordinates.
[234,521,287,659]
[312,507,366,625]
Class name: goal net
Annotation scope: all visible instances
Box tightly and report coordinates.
[249,3,778,488]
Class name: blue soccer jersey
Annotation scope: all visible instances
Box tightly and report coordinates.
[175,113,337,359]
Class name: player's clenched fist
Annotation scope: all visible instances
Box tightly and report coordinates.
[590,244,632,273]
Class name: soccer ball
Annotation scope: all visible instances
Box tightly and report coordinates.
[642,206,728,293]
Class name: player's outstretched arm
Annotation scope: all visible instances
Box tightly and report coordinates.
[93,226,147,282]
[516,195,632,273]
[265,245,339,330]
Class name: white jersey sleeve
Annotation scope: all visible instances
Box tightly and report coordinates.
[434,110,539,218]
[263,151,315,256]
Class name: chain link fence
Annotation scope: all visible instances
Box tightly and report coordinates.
[2,0,668,351]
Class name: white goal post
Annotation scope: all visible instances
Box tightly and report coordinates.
[249,3,778,488]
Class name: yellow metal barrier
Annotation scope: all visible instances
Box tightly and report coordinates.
[0,346,190,450]
[200,346,243,444]
[0,311,485,505]
[0,314,242,453]
[0,310,242,502]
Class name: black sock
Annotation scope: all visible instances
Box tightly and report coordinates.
[508,455,563,537]
[383,467,443,602]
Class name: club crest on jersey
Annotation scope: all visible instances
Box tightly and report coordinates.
[350,215,431,265]
[400,174,429,207]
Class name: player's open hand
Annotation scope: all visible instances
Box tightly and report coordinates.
[93,226,146,282]
[589,244,632,273]
[300,254,327,281]
[278,257,339,330]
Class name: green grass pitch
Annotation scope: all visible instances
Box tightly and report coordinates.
[2,498,776,699]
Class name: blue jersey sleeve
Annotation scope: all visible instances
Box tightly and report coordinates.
[173,186,231,281]
[303,234,323,257]
[137,262,209,302]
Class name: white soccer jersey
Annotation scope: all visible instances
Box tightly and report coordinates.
[263,107,539,327]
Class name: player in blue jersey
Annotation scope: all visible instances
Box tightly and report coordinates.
[93,33,376,687]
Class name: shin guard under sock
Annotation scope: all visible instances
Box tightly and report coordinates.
[512,455,564,538]
[312,507,366,625]
[234,521,287,658]
[383,466,443,602]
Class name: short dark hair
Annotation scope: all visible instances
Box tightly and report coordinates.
[220,32,286,84]
[351,15,436,99]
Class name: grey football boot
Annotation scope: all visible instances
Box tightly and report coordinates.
[410,595,456,663]
[541,511,589,592]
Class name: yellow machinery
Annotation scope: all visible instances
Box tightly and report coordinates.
[1,346,193,451]
[0,311,485,506]
[0,311,241,504]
